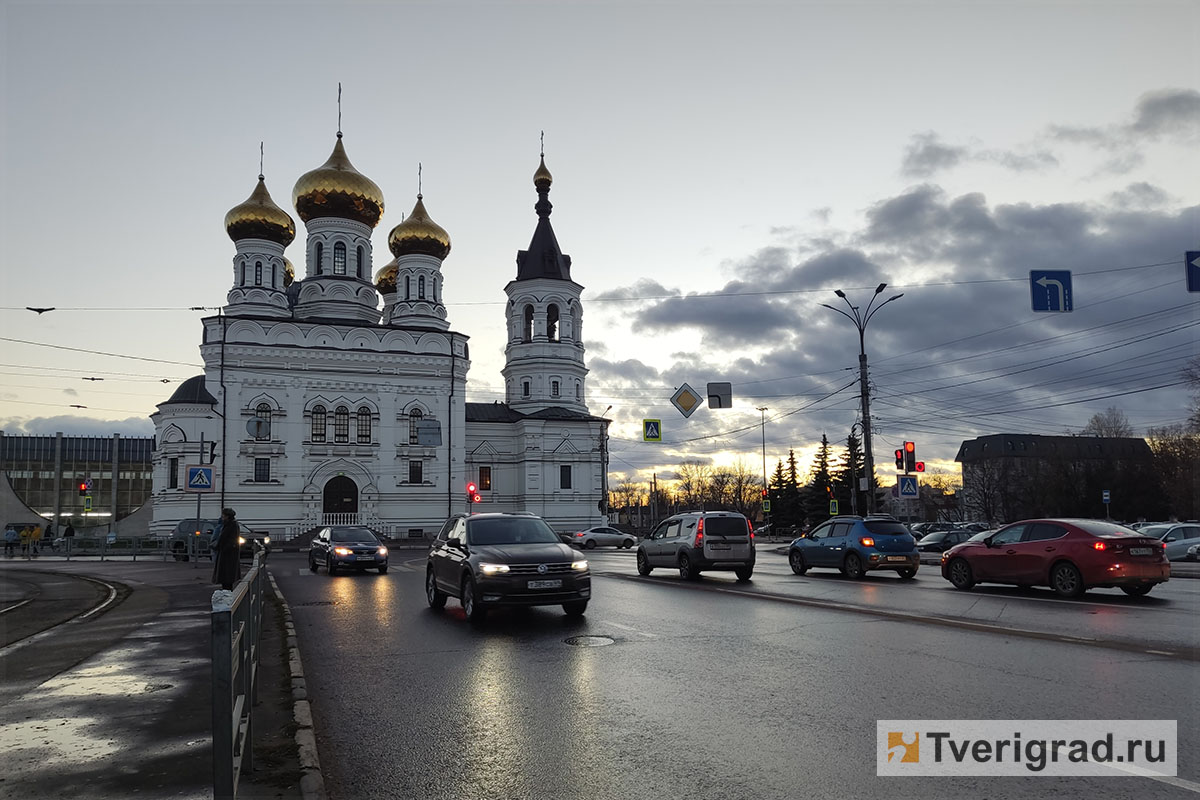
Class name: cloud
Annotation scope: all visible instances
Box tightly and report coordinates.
[1107,182,1171,209]
[0,415,155,436]
[900,132,1057,178]
[1130,88,1200,140]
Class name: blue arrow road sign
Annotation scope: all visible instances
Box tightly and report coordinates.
[898,475,919,498]
[186,465,215,493]
[1187,252,1200,292]
[1102,489,1111,504]
[1031,270,1073,312]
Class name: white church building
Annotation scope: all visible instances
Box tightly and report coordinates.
[150,132,609,540]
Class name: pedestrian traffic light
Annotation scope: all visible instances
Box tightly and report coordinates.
[894,449,904,470]
[761,488,768,498]
[78,482,87,496]
[914,461,925,472]
[903,441,916,473]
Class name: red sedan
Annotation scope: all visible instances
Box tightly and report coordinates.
[941,518,1169,597]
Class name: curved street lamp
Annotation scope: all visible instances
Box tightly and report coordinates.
[821,283,904,514]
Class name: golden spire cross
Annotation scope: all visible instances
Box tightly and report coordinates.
[337,82,342,136]
[259,142,264,180]
[418,162,422,197]
[540,130,544,158]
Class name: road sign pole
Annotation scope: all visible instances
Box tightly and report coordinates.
[195,432,205,542]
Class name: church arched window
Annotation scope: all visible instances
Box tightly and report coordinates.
[255,261,263,286]
[240,260,247,284]
[255,403,271,440]
[334,406,350,443]
[356,246,364,278]
[404,276,411,300]
[409,408,423,445]
[311,405,326,442]
[547,304,560,342]
[333,242,347,275]
[357,407,372,443]
[419,275,426,300]
[551,380,560,398]
[523,305,534,342]
[315,242,324,275]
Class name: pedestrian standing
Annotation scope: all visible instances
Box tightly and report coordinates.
[44,523,56,552]
[29,525,42,556]
[210,508,242,591]
[19,525,31,556]
[4,526,17,557]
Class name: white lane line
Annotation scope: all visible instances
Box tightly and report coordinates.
[1103,762,1200,794]
[0,599,33,615]
[1146,649,1175,656]
[77,578,119,620]
[602,620,657,638]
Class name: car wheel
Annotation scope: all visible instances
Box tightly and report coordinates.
[948,558,975,590]
[563,601,588,616]
[462,576,487,623]
[735,566,753,582]
[327,555,337,576]
[788,550,808,575]
[308,553,317,572]
[636,549,653,576]
[678,552,699,581]
[622,539,635,549]
[1120,583,1153,597]
[584,540,597,550]
[842,552,864,580]
[426,568,447,609]
[378,565,388,574]
[1050,562,1084,598]
[898,567,917,579]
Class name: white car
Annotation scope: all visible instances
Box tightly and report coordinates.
[569,526,637,550]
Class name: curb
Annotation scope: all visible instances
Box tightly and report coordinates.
[266,569,327,800]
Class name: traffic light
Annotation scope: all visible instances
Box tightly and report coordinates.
[903,441,916,473]
[914,461,925,472]
[894,449,904,470]
[78,482,87,496]
[761,488,768,498]
[466,482,478,504]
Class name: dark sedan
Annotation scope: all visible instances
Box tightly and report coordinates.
[941,518,1168,597]
[308,526,389,575]
[426,512,590,623]
[916,529,973,554]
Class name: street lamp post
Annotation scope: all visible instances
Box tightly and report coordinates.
[821,284,904,515]
[756,406,768,529]
[600,405,612,523]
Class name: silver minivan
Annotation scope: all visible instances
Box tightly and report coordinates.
[636,511,755,581]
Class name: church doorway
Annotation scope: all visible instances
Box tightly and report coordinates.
[322,476,359,522]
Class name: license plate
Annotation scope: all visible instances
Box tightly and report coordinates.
[356,554,375,561]
[887,556,908,562]
[527,579,562,589]
[1130,547,1153,556]
[710,544,730,550]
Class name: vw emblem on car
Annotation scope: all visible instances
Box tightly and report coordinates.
[537,563,548,574]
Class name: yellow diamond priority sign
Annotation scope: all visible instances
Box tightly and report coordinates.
[670,383,703,418]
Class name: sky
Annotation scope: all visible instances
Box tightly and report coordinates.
[1,1,1197,490]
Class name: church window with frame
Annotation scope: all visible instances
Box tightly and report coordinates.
[404,276,411,300]
[315,242,323,274]
[522,381,530,398]
[419,275,426,300]
[311,405,326,442]
[551,380,560,398]
[334,406,350,443]
[356,245,364,278]
[478,466,491,491]
[254,458,270,483]
[408,460,423,484]
[255,261,263,286]
[333,242,347,275]
[255,403,271,440]
[560,465,572,489]
[240,260,247,284]
[168,458,179,489]
[575,383,580,400]
[547,304,560,341]
[523,305,534,341]
[357,407,372,444]
[408,408,423,445]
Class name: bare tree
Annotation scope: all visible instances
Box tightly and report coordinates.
[674,460,712,509]
[1080,406,1134,437]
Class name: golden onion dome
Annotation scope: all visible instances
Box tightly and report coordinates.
[533,155,553,188]
[387,195,451,260]
[224,176,296,245]
[292,134,384,228]
[374,258,398,294]
[282,257,295,287]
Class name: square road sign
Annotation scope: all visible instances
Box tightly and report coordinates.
[643,419,662,442]
[186,465,215,493]
[1187,251,1200,292]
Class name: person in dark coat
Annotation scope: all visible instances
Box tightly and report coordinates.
[211,508,242,590]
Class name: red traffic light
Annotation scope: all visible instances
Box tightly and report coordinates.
[914,462,925,472]
[466,482,477,494]
[904,441,915,453]
[472,493,481,503]
[761,489,768,497]
[894,449,904,469]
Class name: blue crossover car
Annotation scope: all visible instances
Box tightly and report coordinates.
[788,516,919,579]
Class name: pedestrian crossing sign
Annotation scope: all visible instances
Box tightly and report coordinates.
[186,465,215,493]
[643,419,662,442]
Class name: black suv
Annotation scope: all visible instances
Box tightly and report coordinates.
[426,512,591,623]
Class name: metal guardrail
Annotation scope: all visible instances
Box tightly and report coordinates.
[14,535,173,561]
[211,551,266,800]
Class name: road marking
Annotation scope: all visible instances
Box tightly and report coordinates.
[1102,762,1200,794]
[0,599,33,615]
[602,620,657,638]
[0,576,123,657]
[1146,649,1174,656]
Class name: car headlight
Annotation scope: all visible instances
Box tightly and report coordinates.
[238,536,246,546]
[377,546,388,556]
[263,536,270,545]
[334,547,353,556]
[479,563,510,575]
[571,560,589,571]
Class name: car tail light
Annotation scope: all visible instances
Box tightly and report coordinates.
[860,537,875,547]
[694,518,704,549]
[575,532,584,537]
[1094,541,1107,551]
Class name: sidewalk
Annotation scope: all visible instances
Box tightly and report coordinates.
[0,557,302,799]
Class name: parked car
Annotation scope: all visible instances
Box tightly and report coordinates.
[1187,543,1200,562]
[941,518,1169,597]
[1136,522,1200,562]
[916,529,974,554]
[635,510,755,581]
[426,512,590,622]
[308,526,389,574]
[237,530,271,559]
[169,518,217,561]
[567,526,637,549]
[788,515,919,579]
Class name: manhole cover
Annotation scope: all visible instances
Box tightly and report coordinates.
[564,635,615,647]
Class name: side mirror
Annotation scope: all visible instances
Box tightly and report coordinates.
[1165,536,1177,543]
[447,537,463,550]
[984,537,996,548]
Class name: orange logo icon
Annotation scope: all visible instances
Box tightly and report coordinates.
[887,732,920,763]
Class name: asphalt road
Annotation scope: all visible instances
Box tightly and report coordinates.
[273,549,1199,800]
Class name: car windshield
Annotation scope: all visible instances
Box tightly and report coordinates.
[919,531,947,543]
[331,527,379,543]
[863,520,912,535]
[968,530,993,542]
[467,517,561,546]
[1072,520,1144,538]
[1136,525,1172,539]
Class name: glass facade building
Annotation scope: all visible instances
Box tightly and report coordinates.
[0,433,154,524]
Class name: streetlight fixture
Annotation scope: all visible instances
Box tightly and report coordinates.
[821,283,904,514]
